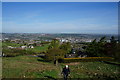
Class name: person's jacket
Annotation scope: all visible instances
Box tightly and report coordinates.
[62,67,70,75]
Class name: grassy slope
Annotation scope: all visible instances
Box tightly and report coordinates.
[2,56,120,78]
[62,62,119,78]
[2,56,59,78]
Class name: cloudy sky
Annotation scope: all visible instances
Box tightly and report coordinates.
[2,2,118,34]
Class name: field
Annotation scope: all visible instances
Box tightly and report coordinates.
[2,56,59,78]
[27,44,49,53]
[2,55,120,79]
[2,42,49,54]
[2,42,23,47]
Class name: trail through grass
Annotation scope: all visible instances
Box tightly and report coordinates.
[2,56,120,79]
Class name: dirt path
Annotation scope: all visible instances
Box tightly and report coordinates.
[64,62,80,65]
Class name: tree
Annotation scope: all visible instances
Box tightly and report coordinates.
[45,48,65,66]
[85,37,106,57]
[85,39,98,57]
[104,36,119,60]
[59,42,72,54]
[114,43,120,62]
[99,36,106,43]
[46,39,72,65]
[110,36,117,44]
[48,39,60,49]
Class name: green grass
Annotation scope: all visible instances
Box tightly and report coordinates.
[2,42,49,53]
[2,42,23,47]
[27,44,49,53]
[61,62,119,78]
[0,57,2,78]
[3,56,59,78]
[2,56,120,79]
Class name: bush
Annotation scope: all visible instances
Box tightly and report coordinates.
[63,57,114,63]
[3,49,27,57]
[4,53,22,57]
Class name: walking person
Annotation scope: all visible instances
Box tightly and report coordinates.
[61,65,70,80]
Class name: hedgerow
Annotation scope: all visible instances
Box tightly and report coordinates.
[63,57,114,63]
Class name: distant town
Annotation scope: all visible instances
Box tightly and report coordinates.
[1,33,118,57]
[2,33,118,43]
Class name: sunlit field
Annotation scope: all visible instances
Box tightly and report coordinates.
[2,55,120,79]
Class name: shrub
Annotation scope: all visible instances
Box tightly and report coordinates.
[4,53,22,57]
[3,48,27,57]
[63,57,114,63]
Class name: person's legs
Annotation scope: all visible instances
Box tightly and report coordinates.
[66,74,68,80]
[64,74,67,80]
[64,74,68,80]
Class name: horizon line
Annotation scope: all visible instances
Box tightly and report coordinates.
[1,32,118,35]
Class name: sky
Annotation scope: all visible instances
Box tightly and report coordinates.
[2,2,118,34]
[2,0,120,2]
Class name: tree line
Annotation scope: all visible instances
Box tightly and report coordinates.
[85,36,120,62]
